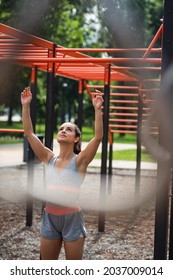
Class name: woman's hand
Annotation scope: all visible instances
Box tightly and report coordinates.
[21,87,32,105]
[92,89,103,110]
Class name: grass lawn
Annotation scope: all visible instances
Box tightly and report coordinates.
[0,121,23,130]
[95,149,155,162]
[0,121,24,144]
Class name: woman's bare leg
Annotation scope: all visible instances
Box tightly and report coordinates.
[64,237,85,260]
[40,237,62,260]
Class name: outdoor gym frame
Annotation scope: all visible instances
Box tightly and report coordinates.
[0,0,173,260]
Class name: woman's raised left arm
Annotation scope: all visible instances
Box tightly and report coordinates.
[76,90,103,169]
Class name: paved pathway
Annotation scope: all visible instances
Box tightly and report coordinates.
[0,140,157,170]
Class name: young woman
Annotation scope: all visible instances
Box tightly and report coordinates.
[21,87,103,260]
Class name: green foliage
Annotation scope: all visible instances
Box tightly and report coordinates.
[143,1,163,46]
[35,72,47,125]
[96,0,163,48]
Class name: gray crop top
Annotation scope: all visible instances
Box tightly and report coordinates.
[46,153,83,189]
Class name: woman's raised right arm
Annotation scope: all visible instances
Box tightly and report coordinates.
[21,87,53,164]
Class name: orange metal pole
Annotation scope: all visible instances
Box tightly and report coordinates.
[110,100,138,104]
[109,118,137,123]
[55,47,161,53]
[111,129,137,134]
[0,23,54,50]
[87,85,138,89]
[0,57,162,64]
[109,112,138,117]
[0,129,24,133]
[83,81,92,98]
[111,93,138,96]
[143,24,163,59]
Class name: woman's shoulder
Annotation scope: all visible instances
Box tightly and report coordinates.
[75,152,88,175]
[46,154,57,166]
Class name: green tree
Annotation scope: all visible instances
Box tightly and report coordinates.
[95,0,163,48]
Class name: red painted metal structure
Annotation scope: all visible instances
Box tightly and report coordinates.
[0,23,162,184]
[0,22,162,138]
[0,22,161,82]
[0,22,165,258]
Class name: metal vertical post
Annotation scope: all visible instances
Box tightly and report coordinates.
[108,131,113,195]
[135,82,142,212]
[45,70,55,149]
[163,0,173,260]
[154,163,170,259]
[42,44,56,215]
[26,66,37,227]
[45,44,56,150]
[169,175,173,259]
[154,0,173,259]
[77,80,84,132]
[98,64,111,232]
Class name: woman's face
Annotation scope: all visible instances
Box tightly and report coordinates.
[57,122,78,144]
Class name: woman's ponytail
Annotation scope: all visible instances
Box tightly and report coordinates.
[73,124,82,154]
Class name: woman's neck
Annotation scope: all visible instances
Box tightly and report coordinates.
[58,144,74,160]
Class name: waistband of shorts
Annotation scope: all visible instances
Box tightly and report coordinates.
[45,203,80,216]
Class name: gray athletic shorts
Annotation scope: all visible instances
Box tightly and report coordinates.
[40,209,87,242]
